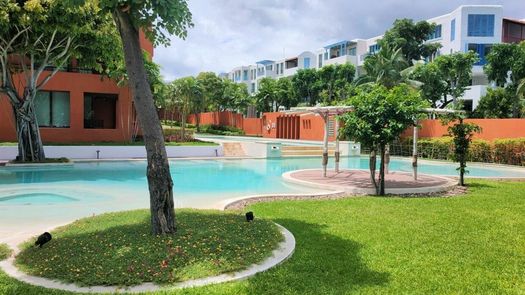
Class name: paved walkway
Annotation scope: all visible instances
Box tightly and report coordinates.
[283,169,456,194]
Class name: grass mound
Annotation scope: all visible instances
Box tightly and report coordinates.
[15,209,282,287]
[0,244,12,260]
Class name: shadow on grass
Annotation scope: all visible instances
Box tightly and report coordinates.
[243,218,390,294]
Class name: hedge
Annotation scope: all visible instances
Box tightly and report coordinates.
[389,137,525,166]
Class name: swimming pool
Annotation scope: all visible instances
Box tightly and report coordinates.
[1,156,524,241]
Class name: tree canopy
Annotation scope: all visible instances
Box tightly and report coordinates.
[380,18,441,64]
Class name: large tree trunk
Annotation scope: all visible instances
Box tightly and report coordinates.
[379,145,386,196]
[113,9,175,235]
[14,99,46,162]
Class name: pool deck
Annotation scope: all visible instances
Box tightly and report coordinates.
[283,169,457,194]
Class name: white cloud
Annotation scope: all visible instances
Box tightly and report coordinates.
[154,0,523,81]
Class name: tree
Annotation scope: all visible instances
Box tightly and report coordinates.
[0,0,121,162]
[380,18,441,64]
[292,68,320,106]
[409,62,448,108]
[484,42,525,87]
[318,63,355,103]
[275,77,297,110]
[340,84,426,195]
[358,44,408,89]
[196,72,223,112]
[171,77,202,137]
[96,0,193,234]
[408,52,478,109]
[255,77,278,112]
[444,116,481,186]
[434,51,478,108]
[473,87,523,118]
[221,79,248,112]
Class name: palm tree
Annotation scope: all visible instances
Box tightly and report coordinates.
[171,77,203,140]
[356,44,409,89]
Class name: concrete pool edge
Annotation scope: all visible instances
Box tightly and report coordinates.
[282,169,459,195]
[0,223,295,294]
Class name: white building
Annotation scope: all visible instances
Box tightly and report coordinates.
[227,5,519,110]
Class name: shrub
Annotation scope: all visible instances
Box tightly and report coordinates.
[390,137,525,166]
[200,124,245,136]
[0,243,12,260]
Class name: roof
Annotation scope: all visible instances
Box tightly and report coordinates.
[256,60,274,65]
[503,17,525,25]
[323,40,356,49]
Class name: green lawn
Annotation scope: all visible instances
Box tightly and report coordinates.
[15,210,281,287]
[1,179,525,294]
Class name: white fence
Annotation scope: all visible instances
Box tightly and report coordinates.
[0,145,224,160]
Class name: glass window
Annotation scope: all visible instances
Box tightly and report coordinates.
[428,25,442,39]
[84,93,117,129]
[348,47,356,56]
[304,57,310,69]
[468,14,495,37]
[369,44,381,54]
[468,43,493,65]
[451,19,456,41]
[34,91,70,128]
[318,54,323,67]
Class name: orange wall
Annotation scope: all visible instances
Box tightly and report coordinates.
[0,72,134,143]
[243,118,262,136]
[139,30,154,58]
[259,112,336,141]
[402,119,525,141]
[187,111,243,129]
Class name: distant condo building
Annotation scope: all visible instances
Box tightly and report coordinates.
[226,5,525,111]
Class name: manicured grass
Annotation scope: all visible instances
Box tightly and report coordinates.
[0,244,12,261]
[0,141,218,146]
[2,179,525,294]
[15,209,282,287]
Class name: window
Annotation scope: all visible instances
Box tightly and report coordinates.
[84,93,117,129]
[304,57,310,69]
[324,52,328,60]
[428,24,442,39]
[468,43,493,65]
[468,14,495,37]
[369,44,381,55]
[251,83,255,93]
[243,70,248,81]
[348,47,356,56]
[34,91,70,128]
[451,19,456,41]
[266,64,273,71]
[280,63,284,74]
[285,58,298,69]
[318,54,323,67]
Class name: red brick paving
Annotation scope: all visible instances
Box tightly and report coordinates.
[290,169,450,189]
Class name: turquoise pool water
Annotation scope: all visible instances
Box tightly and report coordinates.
[0,157,524,236]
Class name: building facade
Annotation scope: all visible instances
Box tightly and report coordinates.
[0,32,153,143]
[228,5,520,111]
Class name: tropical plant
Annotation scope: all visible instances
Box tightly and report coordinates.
[484,42,525,87]
[196,72,224,111]
[474,87,523,118]
[340,84,426,195]
[292,68,320,106]
[171,77,203,137]
[358,44,408,89]
[443,116,481,186]
[255,77,278,112]
[318,63,356,103]
[380,18,442,64]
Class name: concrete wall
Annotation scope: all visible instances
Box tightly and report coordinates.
[0,145,223,161]
[403,119,525,141]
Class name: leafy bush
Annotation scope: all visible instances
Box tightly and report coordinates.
[200,124,245,136]
[390,137,525,166]
[0,243,12,260]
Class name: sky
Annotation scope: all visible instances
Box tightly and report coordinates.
[153,0,524,81]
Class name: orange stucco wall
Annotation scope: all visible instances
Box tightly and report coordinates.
[402,119,525,141]
[242,118,262,136]
[187,111,243,129]
[0,72,134,143]
[260,112,336,141]
[0,34,153,144]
